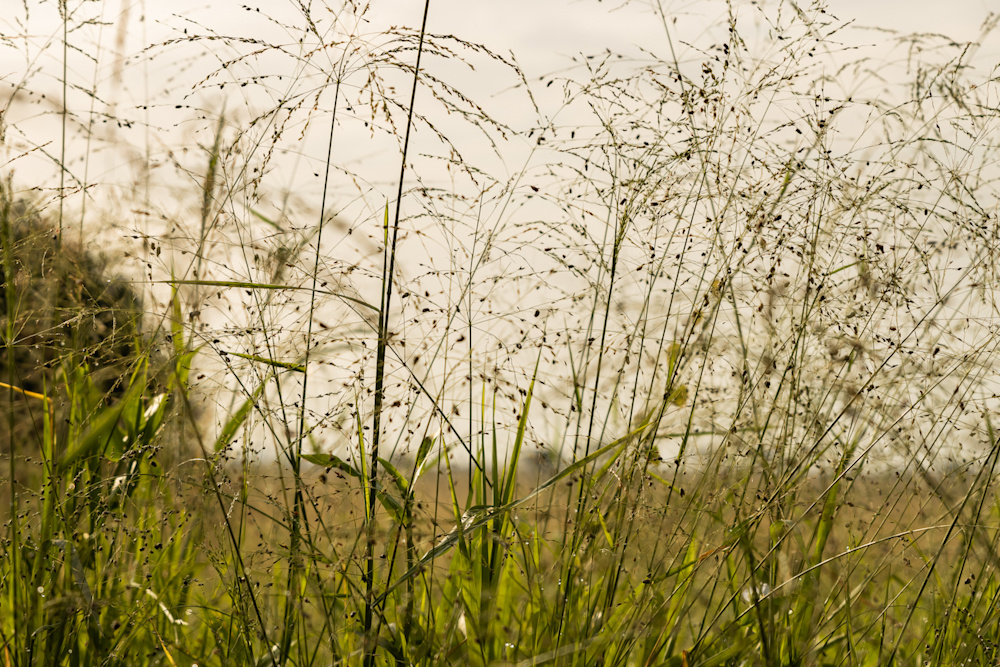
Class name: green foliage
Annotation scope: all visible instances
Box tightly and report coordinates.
[4,0,1000,665]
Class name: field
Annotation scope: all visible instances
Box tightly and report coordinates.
[3,1,1000,665]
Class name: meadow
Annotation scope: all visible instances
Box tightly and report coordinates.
[3,0,1000,664]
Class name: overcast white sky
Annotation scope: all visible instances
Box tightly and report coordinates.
[3,0,998,206]
[429,0,998,64]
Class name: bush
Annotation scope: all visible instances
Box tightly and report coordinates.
[1,182,152,457]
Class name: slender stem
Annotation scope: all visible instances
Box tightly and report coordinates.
[364,2,431,662]
[280,56,344,667]
[58,0,68,250]
[1,182,21,665]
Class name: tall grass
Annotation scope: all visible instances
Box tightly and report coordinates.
[3,0,1000,664]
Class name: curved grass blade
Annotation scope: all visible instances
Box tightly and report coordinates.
[158,279,377,311]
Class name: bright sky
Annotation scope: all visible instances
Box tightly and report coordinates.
[4,0,997,193]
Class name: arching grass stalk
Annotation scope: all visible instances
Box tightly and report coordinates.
[365,1,432,662]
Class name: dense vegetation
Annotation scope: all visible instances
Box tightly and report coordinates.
[3,1,1000,664]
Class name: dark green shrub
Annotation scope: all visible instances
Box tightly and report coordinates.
[1,181,147,457]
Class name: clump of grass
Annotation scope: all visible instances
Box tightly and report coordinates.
[0,179,212,663]
[0,182,150,460]
[4,0,1000,665]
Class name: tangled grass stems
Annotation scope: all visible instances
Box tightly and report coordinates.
[5,0,1000,664]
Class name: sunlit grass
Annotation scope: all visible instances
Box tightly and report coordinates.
[3,1,1000,665]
